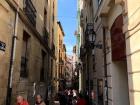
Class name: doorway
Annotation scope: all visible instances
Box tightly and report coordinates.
[111,14,130,105]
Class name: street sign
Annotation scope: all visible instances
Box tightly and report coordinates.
[0,41,6,51]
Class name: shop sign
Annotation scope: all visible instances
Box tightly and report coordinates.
[0,41,6,51]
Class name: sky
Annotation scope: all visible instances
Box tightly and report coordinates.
[58,0,77,55]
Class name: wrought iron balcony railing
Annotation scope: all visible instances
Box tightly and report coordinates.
[43,27,49,44]
[24,0,36,26]
[20,56,28,78]
[80,45,86,58]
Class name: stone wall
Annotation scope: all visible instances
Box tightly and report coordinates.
[0,1,15,104]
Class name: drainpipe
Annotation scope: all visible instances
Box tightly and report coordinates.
[6,1,19,105]
[103,27,108,105]
[87,52,90,103]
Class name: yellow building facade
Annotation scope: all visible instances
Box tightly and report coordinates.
[55,21,66,92]
[0,0,57,104]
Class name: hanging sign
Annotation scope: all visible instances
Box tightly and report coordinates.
[0,41,6,51]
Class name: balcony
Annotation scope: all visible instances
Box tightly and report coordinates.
[80,45,86,59]
[51,43,55,54]
[24,0,36,26]
[20,56,28,78]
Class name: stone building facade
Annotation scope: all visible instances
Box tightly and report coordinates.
[65,55,73,88]
[0,0,57,104]
[77,0,95,95]
[78,0,140,105]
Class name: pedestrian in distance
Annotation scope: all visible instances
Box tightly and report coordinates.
[76,94,87,105]
[58,92,67,105]
[72,89,77,98]
[67,90,73,105]
[16,95,29,105]
[35,94,46,105]
[72,96,77,105]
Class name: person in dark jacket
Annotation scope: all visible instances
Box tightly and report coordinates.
[76,94,87,105]
[59,93,67,105]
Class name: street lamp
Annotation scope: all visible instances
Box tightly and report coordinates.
[85,23,103,103]
[87,24,96,43]
[86,23,102,49]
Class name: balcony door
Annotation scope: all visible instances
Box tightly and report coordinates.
[20,31,30,78]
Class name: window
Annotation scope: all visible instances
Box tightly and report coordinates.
[44,8,47,27]
[97,0,102,6]
[52,28,54,41]
[51,59,53,78]
[86,16,87,23]
[90,0,92,6]
[59,40,62,46]
[90,80,93,90]
[97,79,103,104]
[46,0,48,5]
[20,31,30,78]
[52,2,55,23]
[40,50,46,81]
[53,1,55,8]
[86,80,89,90]
[24,0,36,26]
[53,14,54,22]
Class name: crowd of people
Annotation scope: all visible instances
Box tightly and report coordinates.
[16,89,92,105]
[56,89,89,105]
[16,94,46,105]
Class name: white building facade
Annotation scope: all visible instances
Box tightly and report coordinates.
[78,0,140,105]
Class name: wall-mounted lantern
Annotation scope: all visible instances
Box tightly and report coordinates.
[85,23,102,49]
[86,23,96,44]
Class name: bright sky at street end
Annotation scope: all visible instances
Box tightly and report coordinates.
[58,0,77,55]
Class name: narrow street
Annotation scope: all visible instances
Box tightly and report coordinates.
[0,0,140,105]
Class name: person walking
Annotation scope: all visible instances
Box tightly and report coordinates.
[76,94,87,105]
[72,90,77,98]
[59,92,67,105]
[16,95,29,105]
[67,90,73,105]
[35,94,46,105]
[72,96,77,105]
